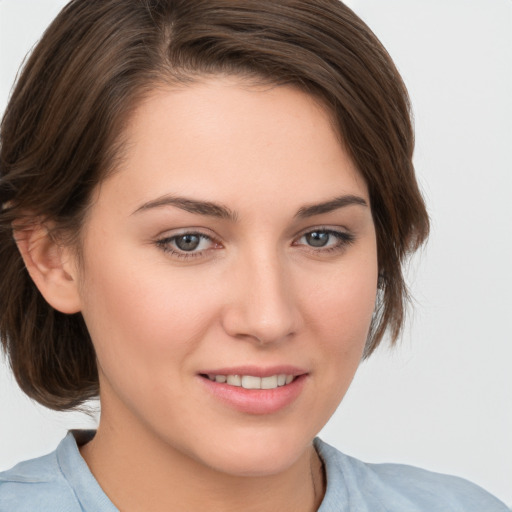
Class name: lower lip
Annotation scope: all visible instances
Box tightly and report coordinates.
[199,375,307,415]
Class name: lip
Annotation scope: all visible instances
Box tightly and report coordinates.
[198,365,308,415]
[199,365,307,378]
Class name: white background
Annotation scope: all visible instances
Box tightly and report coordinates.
[1,0,511,506]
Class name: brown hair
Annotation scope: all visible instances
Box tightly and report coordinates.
[0,0,429,410]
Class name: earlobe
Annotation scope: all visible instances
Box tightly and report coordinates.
[14,223,82,314]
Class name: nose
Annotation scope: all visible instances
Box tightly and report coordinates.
[221,250,301,345]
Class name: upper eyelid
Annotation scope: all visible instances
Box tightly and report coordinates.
[155,227,217,241]
[293,225,351,239]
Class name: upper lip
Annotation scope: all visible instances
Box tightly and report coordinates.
[198,365,308,378]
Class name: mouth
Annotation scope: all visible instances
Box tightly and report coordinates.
[198,367,307,414]
[202,373,296,390]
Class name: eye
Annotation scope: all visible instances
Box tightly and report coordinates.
[156,231,220,259]
[295,229,355,251]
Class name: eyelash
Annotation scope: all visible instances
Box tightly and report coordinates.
[155,228,355,260]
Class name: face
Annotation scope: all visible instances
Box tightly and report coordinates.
[74,77,378,476]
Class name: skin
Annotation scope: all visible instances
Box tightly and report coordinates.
[32,77,379,511]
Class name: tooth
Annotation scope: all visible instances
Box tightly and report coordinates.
[215,375,227,383]
[241,375,261,389]
[277,374,286,386]
[207,374,216,381]
[227,375,242,386]
[285,375,294,384]
[261,375,278,389]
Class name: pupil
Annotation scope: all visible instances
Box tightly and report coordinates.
[176,234,200,251]
[306,231,329,247]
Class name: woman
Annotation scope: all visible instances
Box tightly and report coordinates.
[0,1,508,510]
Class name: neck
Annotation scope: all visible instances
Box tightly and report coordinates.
[80,415,325,512]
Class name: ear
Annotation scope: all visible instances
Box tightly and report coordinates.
[14,222,82,314]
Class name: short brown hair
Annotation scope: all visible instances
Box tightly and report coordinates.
[0,0,429,410]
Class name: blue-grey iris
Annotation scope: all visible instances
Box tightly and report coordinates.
[175,234,201,251]
[306,231,329,247]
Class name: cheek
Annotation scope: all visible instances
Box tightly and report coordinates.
[313,283,376,372]
[304,258,378,341]
[300,246,378,385]
[77,246,221,378]
[291,256,378,433]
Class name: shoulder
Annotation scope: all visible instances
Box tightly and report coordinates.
[0,450,81,512]
[0,432,102,512]
[315,439,509,512]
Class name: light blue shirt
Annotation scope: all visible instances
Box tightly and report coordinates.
[0,432,508,511]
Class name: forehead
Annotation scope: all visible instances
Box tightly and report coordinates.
[95,77,368,215]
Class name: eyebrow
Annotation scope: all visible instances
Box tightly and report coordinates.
[132,194,368,220]
[133,195,238,221]
[294,195,368,218]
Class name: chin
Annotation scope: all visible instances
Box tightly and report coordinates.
[189,428,316,477]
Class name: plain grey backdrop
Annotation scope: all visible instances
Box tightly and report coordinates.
[1,0,511,506]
